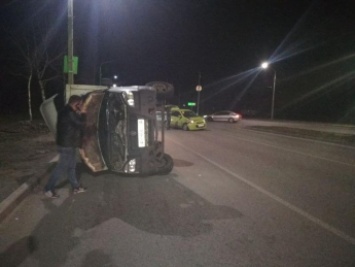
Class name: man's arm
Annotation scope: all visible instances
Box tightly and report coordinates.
[69,111,86,127]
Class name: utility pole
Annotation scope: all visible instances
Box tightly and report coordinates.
[261,62,277,120]
[271,71,276,120]
[68,0,74,85]
[196,72,202,115]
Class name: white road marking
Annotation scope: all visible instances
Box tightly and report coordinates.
[170,138,355,245]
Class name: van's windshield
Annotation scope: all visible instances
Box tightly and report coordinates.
[106,93,126,170]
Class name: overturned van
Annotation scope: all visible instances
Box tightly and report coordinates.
[40,82,174,176]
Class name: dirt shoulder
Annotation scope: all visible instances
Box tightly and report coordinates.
[0,119,57,203]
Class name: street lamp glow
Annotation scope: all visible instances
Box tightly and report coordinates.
[261,62,269,69]
[260,62,276,120]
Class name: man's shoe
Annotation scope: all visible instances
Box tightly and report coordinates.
[44,191,60,199]
[73,187,86,194]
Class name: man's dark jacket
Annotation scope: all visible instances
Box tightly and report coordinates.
[56,105,84,148]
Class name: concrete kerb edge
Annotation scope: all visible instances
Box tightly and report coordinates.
[0,166,52,223]
[0,183,30,223]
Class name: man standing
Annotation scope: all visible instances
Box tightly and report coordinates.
[44,95,86,198]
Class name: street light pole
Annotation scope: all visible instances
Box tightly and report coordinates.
[68,0,74,85]
[261,62,276,120]
[271,70,276,120]
[196,72,202,115]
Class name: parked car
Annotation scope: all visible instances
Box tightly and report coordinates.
[170,108,206,130]
[40,82,174,176]
[204,110,241,123]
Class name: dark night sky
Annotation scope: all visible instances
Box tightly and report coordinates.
[1,0,355,122]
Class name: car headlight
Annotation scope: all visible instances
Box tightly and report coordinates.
[189,120,194,124]
[128,99,134,106]
[125,159,136,173]
[123,91,135,106]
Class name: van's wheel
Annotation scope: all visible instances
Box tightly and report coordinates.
[182,124,189,131]
[145,81,174,100]
[156,154,174,175]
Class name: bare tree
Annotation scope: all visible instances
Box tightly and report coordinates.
[31,19,65,102]
[3,4,66,121]
[5,33,36,121]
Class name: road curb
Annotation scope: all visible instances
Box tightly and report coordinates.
[0,183,30,223]
[0,167,52,223]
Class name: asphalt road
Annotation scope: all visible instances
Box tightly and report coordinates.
[0,122,354,267]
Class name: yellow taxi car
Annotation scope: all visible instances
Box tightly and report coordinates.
[170,107,206,131]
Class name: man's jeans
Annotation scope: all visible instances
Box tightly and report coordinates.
[45,146,80,192]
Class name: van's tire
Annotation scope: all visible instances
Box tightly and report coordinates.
[156,154,174,175]
[146,81,174,100]
[182,124,189,131]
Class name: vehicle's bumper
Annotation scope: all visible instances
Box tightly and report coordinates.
[118,141,165,175]
[188,122,206,130]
